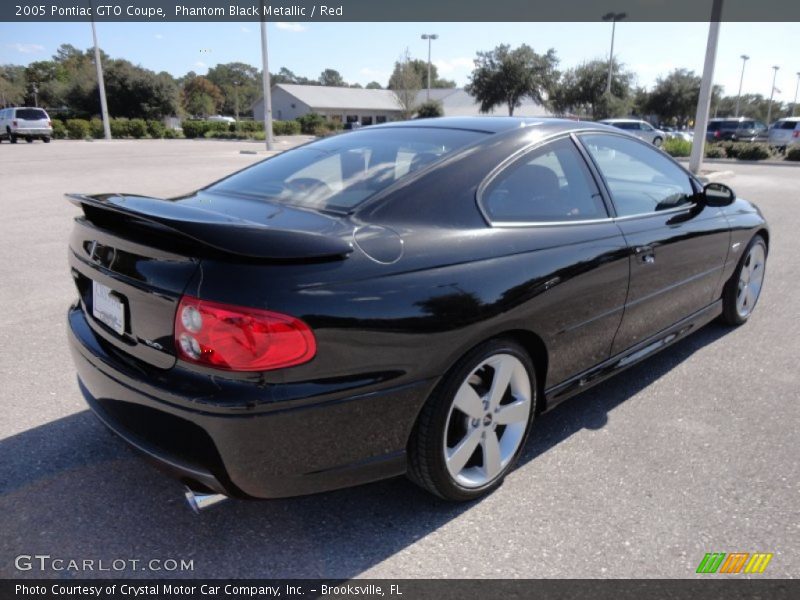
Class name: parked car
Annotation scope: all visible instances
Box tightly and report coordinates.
[207,115,236,124]
[343,121,362,130]
[67,117,768,508]
[599,118,666,146]
[0,106,53,143]
[661,126,694,142]
[706,117,768,143]
[767,117,800,151]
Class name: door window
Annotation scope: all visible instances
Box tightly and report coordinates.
[480,137,607,223]
[580,134,695,217]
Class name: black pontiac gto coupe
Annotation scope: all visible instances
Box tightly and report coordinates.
[67,118,768,507]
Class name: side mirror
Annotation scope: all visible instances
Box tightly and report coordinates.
[703,182,736,207]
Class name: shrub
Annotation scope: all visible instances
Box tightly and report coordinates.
[235,120,264,133]
[127,118,148,139]
[51,119,67,139]
[662,138,692,157]
[89,118,105,138]
[65,118,90,140]
[296,112,326,134]
[785,146,800,161]
[110,117,129,139]
[734,143,772,161]
[704,145,726,159]
[181,120,229,138]
[272,120,301,135]
[147,120,166,138]
[416,100,444,118]
[163,128,179,139]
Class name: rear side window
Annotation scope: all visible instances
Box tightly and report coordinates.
[581,133,695,217]
[15,108,48,120]
[208,127,484,213]
[481,137,607,224]
[779,121,799,130]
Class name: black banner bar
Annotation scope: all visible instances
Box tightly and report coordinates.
[3,579,799,600]
[3,0,800,23]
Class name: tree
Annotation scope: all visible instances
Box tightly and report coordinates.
[712,93,789,123]
[102,60,179,119]
[206,62,259,118]
[389,50,422,119]
[182,76,223,117]
[319,68,346,87]
[645,69,710,125]
[416,100,444,118]
[466,44,559,116]
[365,81,383,89]
[0,65,28,107]
[551,58,634,119]
[388,59,455,91]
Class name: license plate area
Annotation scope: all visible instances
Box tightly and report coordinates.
[92,280,126,335]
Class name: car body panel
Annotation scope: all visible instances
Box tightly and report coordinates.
[768,118,800,148]
[0,106,52,139]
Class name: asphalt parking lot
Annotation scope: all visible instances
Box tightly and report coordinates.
[0,139,798,579]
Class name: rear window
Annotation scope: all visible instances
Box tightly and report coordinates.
[15,108,48,120]
[208,127,485,212]
[708,120,739,131]
[778,120,800,130]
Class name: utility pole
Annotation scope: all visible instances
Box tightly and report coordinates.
[602,12,626,95]
[689,0,723,175]
[90,1,111,140]
[793,72,800,117]
[766,65,779,126]
[260,19,274,150]
[421,34,438,102]
[735,54,749,117]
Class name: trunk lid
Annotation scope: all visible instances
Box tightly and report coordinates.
[68,191,354,368]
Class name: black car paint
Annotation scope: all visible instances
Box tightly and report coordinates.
[67,118,769,499]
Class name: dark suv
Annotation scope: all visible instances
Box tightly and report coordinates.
[706,118,768,143]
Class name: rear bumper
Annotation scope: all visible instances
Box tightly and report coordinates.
[68,304,434,499]
[10,128,52,136]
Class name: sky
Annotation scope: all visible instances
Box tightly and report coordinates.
[1,21,799,100]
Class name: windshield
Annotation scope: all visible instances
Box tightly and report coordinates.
[15,108,47,120]
[208,127,485,212]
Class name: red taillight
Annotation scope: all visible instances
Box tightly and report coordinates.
[12,120,17,127]
[793,131,799,138]
[174,296,316,371]
[714,130,721,138]
[48,120,52,127]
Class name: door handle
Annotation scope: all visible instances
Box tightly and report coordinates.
[634,245,655,264]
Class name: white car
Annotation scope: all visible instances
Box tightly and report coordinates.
[599,119,666,147]
[207,115,236,124]
[768,117,800,151]
[0,106,53,143]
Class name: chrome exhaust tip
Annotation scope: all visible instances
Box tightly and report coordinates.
[184,486,228,514]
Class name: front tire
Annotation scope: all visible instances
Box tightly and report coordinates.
[407,339,537,501]
[721,234,767,326]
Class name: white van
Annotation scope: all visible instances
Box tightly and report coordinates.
[0,106,53,143]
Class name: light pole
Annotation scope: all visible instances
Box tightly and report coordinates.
[793,72,800,117]
[259,19,273,151]
[421,33,438,102]
[766,65,779,126]
[90,1,111,140]
[602,12,626,95]
[734,54,749,117]
[689,0,723,175]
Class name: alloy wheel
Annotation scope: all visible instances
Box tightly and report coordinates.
[736,242,766,318]
[443,353,531,488]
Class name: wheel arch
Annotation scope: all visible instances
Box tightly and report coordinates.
[496,328,549,413]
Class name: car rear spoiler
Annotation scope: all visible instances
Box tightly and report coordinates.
[67,193,354,261]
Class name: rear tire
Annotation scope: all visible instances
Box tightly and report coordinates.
[26,137,33,143]
[653,136,663,147]
[407,338,537,501]
[721,234,767,326]
[9,132,17,144]
[43,137,51,143]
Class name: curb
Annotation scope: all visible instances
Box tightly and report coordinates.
[696,170,735,183]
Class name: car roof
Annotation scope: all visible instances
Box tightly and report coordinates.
[371,116,616,136]
[775,117,800,122]
[599,118,643,123]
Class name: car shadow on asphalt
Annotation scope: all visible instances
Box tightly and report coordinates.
[0,322,733,579]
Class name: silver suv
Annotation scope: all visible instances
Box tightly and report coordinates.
[768,117,800,151]
[599,119,666,146]
[0,106,53,143]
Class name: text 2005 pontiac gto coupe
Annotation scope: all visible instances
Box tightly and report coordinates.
[67,118,768,508]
